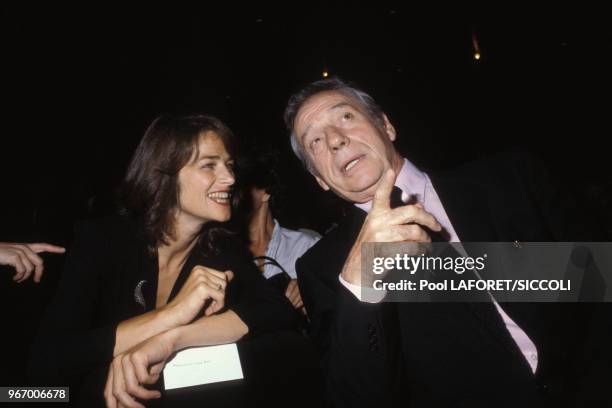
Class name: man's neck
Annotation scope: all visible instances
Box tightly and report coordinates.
[248,204,275,254]
[355,156,427,213]
[391,152,404,176]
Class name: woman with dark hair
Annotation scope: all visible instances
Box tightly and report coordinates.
[29,115,297,407]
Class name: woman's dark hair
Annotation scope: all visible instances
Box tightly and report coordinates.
[120,114,237,254]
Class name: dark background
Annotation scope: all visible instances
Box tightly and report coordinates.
[1,3,610,387]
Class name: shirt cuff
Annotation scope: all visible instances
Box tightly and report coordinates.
[338,275,387,303]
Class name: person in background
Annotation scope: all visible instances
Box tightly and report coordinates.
[234,148,320,312]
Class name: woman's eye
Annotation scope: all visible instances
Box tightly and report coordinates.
[226,162,235,170]
[202,163,215,170]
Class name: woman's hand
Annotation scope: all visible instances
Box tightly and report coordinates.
[104,330,177,408]
[162,265,234,327]
[113,266,234,359]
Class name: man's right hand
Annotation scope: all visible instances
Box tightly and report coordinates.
[340,169,442,286]
[162,266,234,327]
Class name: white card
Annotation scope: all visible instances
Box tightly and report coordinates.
[163,343,244,390]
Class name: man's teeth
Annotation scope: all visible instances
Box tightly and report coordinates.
[344,158,360,172]
[207,192,231,200]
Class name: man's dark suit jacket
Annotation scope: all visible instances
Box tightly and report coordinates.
[297,152,611,407]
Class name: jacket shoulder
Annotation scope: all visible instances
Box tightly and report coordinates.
[71,215,143,255]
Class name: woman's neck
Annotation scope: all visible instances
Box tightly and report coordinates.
[158,213,203,272]
[248,204,275,256]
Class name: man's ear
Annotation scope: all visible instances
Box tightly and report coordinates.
[262,191,271,203]
[315,175,330,191]
[382,113,397,142]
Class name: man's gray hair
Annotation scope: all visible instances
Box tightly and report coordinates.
[284,77,386,174]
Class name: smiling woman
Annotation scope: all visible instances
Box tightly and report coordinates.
[120,115,238,253]
[28,114,300,407]
[178,133,235,221]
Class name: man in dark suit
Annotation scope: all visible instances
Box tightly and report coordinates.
[284,77,610,407]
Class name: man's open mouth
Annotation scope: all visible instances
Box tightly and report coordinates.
[342,155,364,173]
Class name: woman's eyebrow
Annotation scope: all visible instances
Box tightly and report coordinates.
[197,155,221,161]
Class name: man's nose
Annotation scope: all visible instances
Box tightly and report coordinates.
[326,128,349,152]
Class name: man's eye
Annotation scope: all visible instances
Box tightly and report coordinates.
[310,137,321,150]
[201,163,215,169]
[226,162,235,170]
[342,112,354,120]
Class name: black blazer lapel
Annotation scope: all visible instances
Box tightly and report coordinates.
[428,173,535,372]
[463,302,535,374]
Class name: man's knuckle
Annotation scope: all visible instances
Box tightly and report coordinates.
[406,207,416,218]
[408,224,420,234]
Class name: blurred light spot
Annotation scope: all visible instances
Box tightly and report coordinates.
[322,71,329,78]
[472,31,482,62]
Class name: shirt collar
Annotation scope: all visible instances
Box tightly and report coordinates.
[266,218,281,257]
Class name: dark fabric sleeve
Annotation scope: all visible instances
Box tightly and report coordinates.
[28,221,119,386]
[509,151,606,241]
[226,250,298,337]
[569,302,612,406]
[509,152,612,404]
[296,255,400,408]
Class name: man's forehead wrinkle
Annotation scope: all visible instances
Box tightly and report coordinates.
[296,93,364,150]
[296,99,329,141]
[300,96,350,128]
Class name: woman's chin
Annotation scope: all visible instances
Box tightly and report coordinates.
[213,212,231,223]
[197,210,231,224]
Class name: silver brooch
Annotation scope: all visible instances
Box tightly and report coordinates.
[134,280,147,309]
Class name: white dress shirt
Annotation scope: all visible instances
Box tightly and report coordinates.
[261,219,321,279]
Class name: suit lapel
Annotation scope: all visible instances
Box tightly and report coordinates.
[428,173,534,367]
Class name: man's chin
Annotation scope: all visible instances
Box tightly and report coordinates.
[339,185,378,204]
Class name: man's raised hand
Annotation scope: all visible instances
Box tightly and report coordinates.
[340,169,442,286]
